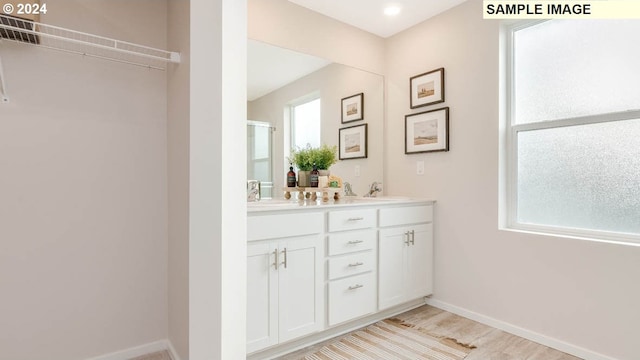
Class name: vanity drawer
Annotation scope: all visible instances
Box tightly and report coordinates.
[327,229,376,256]
[379,205,433,227]
[247,212,323,241]
[328,272,376,326]
[328,208,376,232]
[328,251,375,280]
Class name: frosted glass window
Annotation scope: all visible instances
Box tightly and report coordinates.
[292,98,321,149]
[506,20,640,241]
[514,20,640,124]
[517,119,640,235]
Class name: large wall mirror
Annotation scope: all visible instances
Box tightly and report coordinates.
[247,39,384,198]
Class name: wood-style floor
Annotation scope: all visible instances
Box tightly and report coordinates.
[129,305,583,360]
[280,305,582,360]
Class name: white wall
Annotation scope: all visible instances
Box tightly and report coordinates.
[0,1,169,359]
[189,0,247,359]
[385,1,640,359]
[248,0,385,75]
[248,63,384,195]
[167,0,190,359]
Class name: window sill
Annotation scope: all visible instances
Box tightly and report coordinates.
[500,224,640,247]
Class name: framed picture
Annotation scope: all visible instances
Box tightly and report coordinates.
[410,68,444,109]
[405,107,449,154]
[341,93,364,123]
[339,123,368,160]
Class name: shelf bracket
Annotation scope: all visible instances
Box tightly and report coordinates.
[0,55,8,103]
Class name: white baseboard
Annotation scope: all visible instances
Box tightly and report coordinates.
[166,339,182,360]
[425,298,618,360]
[86,339,181,360]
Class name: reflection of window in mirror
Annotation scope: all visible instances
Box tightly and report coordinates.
[291,97,321,149]
[247,121,274,199]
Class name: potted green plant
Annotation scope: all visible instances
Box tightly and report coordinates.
[290,144,315,172]
[311,144,338,171]
[289,144,338,187]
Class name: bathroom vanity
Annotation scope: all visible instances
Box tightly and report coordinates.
[246,197,435,359]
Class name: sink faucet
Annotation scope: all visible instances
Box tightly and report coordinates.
[343,182,357,196]
[247,180,261,202]
[364,181,383,197]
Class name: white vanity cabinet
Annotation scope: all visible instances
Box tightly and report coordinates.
[246,212,324,353]
[378,205,434,310]
[247,199,434,359]
[327,208,378,326]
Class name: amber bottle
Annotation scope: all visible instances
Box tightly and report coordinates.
[310,163,319,187]
[287,164,297,188]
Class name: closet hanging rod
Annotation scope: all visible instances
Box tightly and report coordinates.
[0,14,180,69]
[32,44,167,71]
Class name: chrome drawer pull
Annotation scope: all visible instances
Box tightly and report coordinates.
[348,284,364,290]
[280,248,288,269]
[348,262,364,267]
[347,217,364,221]
[347,240,364,244]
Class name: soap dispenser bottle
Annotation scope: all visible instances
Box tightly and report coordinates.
[310,163,319,187]
[287,164,297,188]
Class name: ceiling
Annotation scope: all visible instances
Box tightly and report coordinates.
[248,1,468,101]
[288,0,469,38]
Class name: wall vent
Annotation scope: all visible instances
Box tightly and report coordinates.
[0,14,39,44]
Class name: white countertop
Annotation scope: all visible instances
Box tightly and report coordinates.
[247,196,435,213]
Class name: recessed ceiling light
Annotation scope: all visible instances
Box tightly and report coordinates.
[383,5,402,17]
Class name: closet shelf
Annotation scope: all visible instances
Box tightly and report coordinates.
[0,14,180,70]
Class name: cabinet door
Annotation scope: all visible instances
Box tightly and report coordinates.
[247,242,279,353]
[278,235,324,342]
[406,223,433,299]
[378,227,409,310]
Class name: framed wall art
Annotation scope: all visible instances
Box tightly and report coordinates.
[339,123,368,159]
[341,92,364,123]
[410,68,444,109]
[405,107,449,154]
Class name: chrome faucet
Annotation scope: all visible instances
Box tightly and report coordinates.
[364,181,383,197]
[343,182,357,196]
[247,180,261,202]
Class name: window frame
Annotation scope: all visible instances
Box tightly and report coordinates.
[505,20,640,244]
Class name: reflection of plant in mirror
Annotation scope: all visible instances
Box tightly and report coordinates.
[289,145,314,171]
[290,144,338,171]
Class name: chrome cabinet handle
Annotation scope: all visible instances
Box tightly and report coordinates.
[348,284,364,290]
[347,217,364,221]
[404,231,411,245]
[280,248,288,269]
[348,262,364,267]
[347,240,364,244]
[272,249,279,270]
[410,230,415,245]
